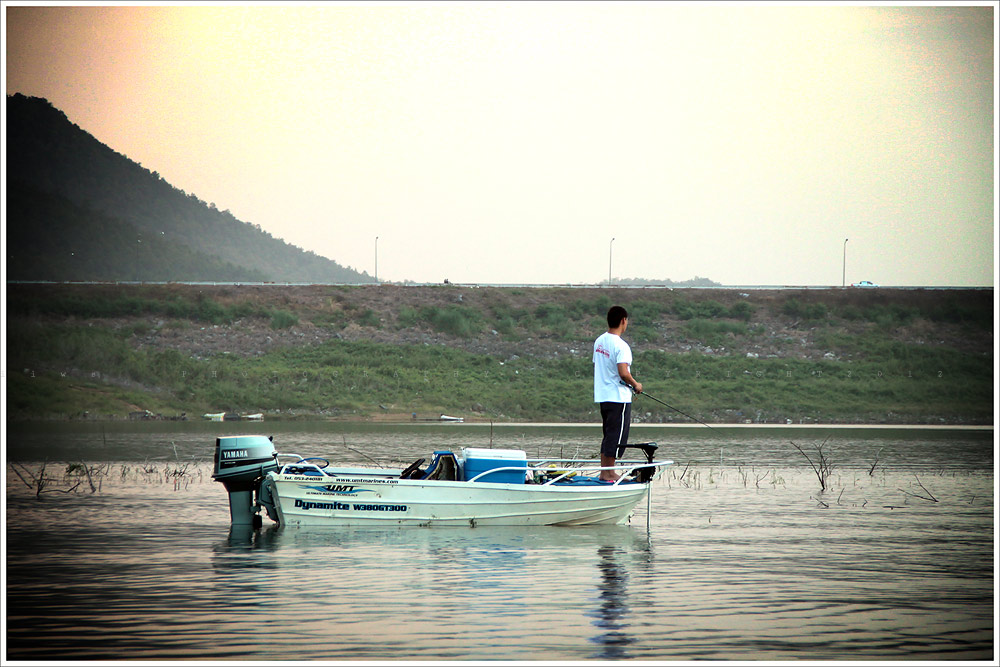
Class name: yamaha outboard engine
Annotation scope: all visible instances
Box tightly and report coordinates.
[212,435,279,526]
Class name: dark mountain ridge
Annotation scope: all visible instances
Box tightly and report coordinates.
[5,94,372,283]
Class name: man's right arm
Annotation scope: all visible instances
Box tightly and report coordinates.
[617,363,642,394]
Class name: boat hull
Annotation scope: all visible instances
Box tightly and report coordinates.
[264,471,650,527]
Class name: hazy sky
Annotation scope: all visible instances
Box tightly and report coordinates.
[4,2,995,286]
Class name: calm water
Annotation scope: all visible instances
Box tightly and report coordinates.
[4,422,995,661]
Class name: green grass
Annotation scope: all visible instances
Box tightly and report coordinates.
[6,284,992,423]
[6,290,309,328]
[6,320,992,423]
[632,350,990,424]
[682,319,749,346]
[781,297,828,321]
[419,305,482,338]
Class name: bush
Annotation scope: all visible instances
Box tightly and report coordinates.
[495,316,517,336]
[196,299,229,324]
[420,305,481,338]
[532,303,576,339]
[670,297,752,322]
[782,298,827,321]
[627,300,667,323]
[269,310,298,329]
[672,298,725,320]
[535,303,568,327]
[838,303,918,328]
[728,300,754,321]
[683,319,748,344]
[568,295,613,319]
[397,306,421,328]
[354,309,380,328]
[928,302,992,328]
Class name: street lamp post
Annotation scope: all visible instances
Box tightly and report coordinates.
[609,237,615,286]
[375,236,379,285]
[842,238,849,288]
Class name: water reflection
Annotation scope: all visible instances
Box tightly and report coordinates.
[210,526,282,602]
[589,544,634,659]
[6,422,993,661]
[222,524,283,551]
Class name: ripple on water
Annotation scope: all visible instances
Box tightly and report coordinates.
[5,427,995,661]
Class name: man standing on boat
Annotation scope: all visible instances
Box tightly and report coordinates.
[593,306,642,482]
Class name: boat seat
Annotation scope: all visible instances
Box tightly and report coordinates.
[421,451,458,481]
[399,458,426,479]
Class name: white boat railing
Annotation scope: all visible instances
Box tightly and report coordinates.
[468,459,674,485]
[276,453,331,476]
[274,453,674,485]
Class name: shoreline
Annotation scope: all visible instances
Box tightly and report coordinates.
[6,417,993,432]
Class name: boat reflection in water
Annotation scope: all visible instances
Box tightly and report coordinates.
[207,521,657,661]
[6,423,993,661]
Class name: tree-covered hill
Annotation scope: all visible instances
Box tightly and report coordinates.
[5,94,372,283]
[5,185,269,282]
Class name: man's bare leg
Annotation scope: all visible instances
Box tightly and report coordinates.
[600,454,621,481]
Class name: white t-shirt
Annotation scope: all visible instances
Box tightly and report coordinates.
[593,331,633,403]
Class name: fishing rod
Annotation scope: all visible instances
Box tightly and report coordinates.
[622,381,717,431]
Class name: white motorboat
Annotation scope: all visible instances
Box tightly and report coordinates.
[212,435,673,528]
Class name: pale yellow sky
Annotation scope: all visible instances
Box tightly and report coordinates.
[4,2,996,285]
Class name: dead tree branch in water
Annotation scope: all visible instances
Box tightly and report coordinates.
[899,474,939,503]
[791,439,834,491]
[9,460,82,498]
[9,461,35,489]
[868,447,884,476]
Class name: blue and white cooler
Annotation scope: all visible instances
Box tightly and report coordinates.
[459,448,528,484]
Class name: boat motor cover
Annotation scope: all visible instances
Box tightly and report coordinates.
[212,435,279,489]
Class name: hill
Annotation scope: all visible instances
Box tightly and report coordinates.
[5,94,372,283]
[6,282,993,424]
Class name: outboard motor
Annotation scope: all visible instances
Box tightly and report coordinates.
[212,435,279,527]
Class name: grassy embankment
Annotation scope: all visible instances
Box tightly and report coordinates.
[5,284,993,424]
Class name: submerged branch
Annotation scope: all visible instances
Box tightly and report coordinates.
[9,461,37,490]
[791,439,834,491]
[868,447,884,476]
[80,460,97,493]
[913,475,938,502]
[898,475,939,503]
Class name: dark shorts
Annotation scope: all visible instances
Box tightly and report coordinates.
[599,401,631,458]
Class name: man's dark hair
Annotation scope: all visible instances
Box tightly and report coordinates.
[607,306,628,328]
